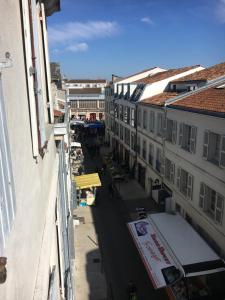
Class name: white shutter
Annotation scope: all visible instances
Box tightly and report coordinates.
[21,0,39,157]
[187,174,193,200]
[172,121,177,144]
[203,131,209,159]
[177,167,181,189]
[190,126,197,153]
[219,135,225,168]
[151,111,155,132]
[40,4,54,123]
[170,162,175,184]
[162,115,166,138]
[32,0,47,148]
[199,183,205,209]
[161,156,165,176]
[179,123,183,146]
[215,194,224,224]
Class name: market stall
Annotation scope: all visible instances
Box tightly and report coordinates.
[127,213,225,300]
[74,173,101,206]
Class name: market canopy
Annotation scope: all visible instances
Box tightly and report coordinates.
[74,173,102,189]
[127,213,225,289]
[71,142,81,147]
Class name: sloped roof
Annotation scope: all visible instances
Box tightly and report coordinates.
[167,84,225,115]
[140,92,178,106]
[172,62,225,83]
[134,65,201,84]
[66,79,107,83]
[69,88,102,95]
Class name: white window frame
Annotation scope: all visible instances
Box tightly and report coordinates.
[203,131,225,168]
[177,167,193,200]
[149,111,155,133]
[199,183,224,224]
[166,119,177,144]
[165,158,175,184]
[179,123,197,153]
[0,76,16,254]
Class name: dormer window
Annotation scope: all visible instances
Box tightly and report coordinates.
[172,84,176,91]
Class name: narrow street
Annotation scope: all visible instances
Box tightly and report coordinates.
[81,140,167,300]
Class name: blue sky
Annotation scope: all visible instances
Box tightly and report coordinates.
[48,0,225,79]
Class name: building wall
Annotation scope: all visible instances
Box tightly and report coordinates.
[164,108,225,256]
[0,1,62,299]
[140,66,204,100]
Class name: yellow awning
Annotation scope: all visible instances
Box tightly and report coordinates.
[74,173,102,189]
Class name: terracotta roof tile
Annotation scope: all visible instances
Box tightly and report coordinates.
[69,88,102,95]
[54,109,64,117]
[134,65,200,84]
[140,92,178,106]
[172,62,225,83]
[168,85,225,114]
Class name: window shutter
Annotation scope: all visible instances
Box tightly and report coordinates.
[199,183,205,209]
[177,167,181,189]
[170,162,175,184]
[162,115,167,138]
[215,194,223,224]
[190,126,197,153]
[187,174,193,200]
[161,156,165,176]
[178,123,183,146]
[203,131,209,159]
[172,121,177,144]
[219,135,225,168]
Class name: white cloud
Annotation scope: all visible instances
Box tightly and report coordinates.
[48,21,120,45]
[65,43,88,52]
[215,0,225,23]
[140,17,154,25]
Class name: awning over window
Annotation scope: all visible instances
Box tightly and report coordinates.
[127,213,225,289]
[74,173,101,189]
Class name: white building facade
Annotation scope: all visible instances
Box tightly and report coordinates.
[0,1,74,299]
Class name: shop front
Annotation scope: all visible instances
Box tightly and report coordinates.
[127,213,225,300]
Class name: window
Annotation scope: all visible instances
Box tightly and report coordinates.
[119,105,124,121]
[70,100,78,108]
[149,111,155,133]
[148,143,154,166]
[143,110,147,129]
[142,140,147,160]
[137,107,141,126]
[165,158,175,184]
[0,80,16,253]
[127,107,130,125]
[179,123,197,153]
[177,167,193,200]
[79,100,97,109]
[119,124,124,140]
[203,131,225,167]
[124,106,128,123]
[166,119,177,144]
[156,148,163,173]
[199,183,224,224]
[99,100,105,109]
[131,108,135,127]
[130,84,145,102]
[157,113,165,137]
[114,104,119,118]
[131,132,136,151]
[124,128,130,146]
